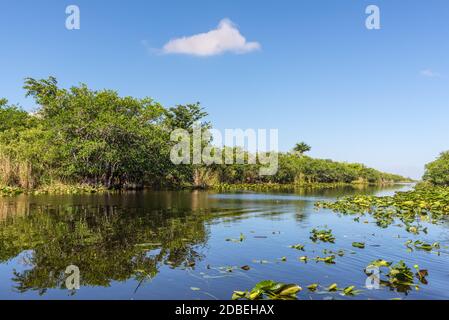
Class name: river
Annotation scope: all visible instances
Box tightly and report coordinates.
[0,184,448,300]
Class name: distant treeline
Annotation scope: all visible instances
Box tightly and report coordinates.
[0,77,411,190]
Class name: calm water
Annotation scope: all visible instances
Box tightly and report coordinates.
[0,184,448,300]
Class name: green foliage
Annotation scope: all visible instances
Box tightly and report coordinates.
[293,141,311,156]
[209,152,409,187]
[271,154,408,185]
[365,260,420,292]
[424,151,449,186]
[0,77,409,191]
[232,280,302,300]
[352,242,365,249]
[0,78,209,190]
[289,244,305,251]
[316,185,449,233]
[315,255,336,264]
[310,228,335,243]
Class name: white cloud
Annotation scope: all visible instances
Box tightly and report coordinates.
[420,69,441,78]
[162,19,261,57]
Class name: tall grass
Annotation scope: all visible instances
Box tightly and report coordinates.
[0,155,37,189]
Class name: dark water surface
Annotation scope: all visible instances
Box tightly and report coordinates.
[0,184,448,300]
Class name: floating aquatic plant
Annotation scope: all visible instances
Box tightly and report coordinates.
[365,259,429,293]
[352,242,365,249]
[315,255,336,264]
[414,265,429,284]
[307,284,318,291]
[232,280,302,300]
[366,259,392,268]
[323,249,345,256]
[315,186,449,232]
[290,244,305,251]
[310,228,335,243]
[341,285,362,296]
[326,283,339,292]
[226,233,245,243]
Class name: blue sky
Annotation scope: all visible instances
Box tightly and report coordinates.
[1,0,448,179]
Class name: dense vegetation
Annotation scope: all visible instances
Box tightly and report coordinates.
[0,77,209,190]
[0,77,409,193]
[316,151,449,234]
[423,151,449,186]
[316,185,449,230]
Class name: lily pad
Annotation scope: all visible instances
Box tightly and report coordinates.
[352,242,365,249]
[310,228,336,243]
[233,280,302,300]
[290,244,305,251]
[327,283,338,292]
[307,284,318,291]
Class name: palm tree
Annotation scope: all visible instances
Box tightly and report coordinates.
[293,142,311,156]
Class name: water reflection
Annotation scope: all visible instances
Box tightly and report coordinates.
[1,184,432,299]
[0,193,223,295]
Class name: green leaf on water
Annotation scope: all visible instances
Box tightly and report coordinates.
[315,255,336,264]
[310,228,336,243]
[249,290,263,300]
[278,284,302,296]
[232,291,247,300]
[367,259,392,268]
[254,280,277,291]
[352,242,365,249]
[290,244,305,251]
[413,240,433,251]
[327,283,338,292]
[342,286,361,296]
[307,284,318,291]
[234,280,302,301]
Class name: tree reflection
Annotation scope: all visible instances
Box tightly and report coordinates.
[0,202,211,295]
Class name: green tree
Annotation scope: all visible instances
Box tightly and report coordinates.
[424,151,449,186]
[293,142,311,156]
[0,78,409,190]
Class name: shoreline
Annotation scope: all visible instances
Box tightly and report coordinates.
[0,181,415,197]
